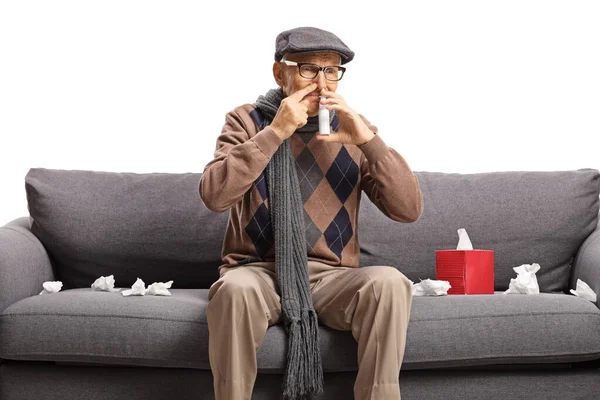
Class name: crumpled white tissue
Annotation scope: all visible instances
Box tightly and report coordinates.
[91,275,121,292]
[456,228,474,250]
[122,278,147,296]
[504,263,540,295]
[145,281,173,296]
[412,279,452,296]
[570,279,597,302]
[121,278,174,296]
[39,281,63,295]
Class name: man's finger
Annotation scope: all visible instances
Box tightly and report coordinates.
[289,83,318,101]
[316,132,335,141]
[299,98,311,108]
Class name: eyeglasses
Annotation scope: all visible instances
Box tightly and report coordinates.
[280,60,346,81]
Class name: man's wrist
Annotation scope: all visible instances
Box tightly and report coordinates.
[268,124,285,141]
[357,131,376,146]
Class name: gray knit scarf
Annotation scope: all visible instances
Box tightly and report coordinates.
[255,87,335,399]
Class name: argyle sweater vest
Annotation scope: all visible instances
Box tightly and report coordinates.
[199,104,424,271]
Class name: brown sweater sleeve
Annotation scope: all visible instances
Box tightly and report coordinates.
[199,106,283,212]
[357,114,424,222]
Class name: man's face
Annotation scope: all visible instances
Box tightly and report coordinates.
[273,52,341,117]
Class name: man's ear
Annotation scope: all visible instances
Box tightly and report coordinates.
[273,61,285,88]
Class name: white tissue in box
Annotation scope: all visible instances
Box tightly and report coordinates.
[456,228,474,250]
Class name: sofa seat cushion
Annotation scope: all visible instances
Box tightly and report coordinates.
[403,291,600,369]
[1,289,599,371]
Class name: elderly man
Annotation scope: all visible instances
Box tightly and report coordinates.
[199,26,423,400]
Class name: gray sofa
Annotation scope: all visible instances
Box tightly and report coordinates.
[1,167,600,400]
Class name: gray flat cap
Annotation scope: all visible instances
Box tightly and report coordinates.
[274,26,355,64]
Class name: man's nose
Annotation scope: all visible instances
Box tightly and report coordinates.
[314,70,328,91]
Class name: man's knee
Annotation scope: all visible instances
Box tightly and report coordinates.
[363,266,412,299]
[207,269,277,324]
[208,269,263,305]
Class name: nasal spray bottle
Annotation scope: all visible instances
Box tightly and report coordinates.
[318,96,330,135]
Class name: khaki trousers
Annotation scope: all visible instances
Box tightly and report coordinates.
[206,260,413,400]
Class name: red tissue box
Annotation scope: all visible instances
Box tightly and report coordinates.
[436,250,494,295]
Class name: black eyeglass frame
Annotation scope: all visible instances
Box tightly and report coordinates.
[280,60,346,81]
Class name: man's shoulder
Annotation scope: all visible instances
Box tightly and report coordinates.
[226,103,260,134]
[229,103,257,117]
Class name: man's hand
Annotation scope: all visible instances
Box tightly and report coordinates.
[315,88,375,146]
[269,83,319,141]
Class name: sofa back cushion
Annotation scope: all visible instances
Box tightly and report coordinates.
[26,168,600,292]
[25,168,227,289]
[359,169,600,292]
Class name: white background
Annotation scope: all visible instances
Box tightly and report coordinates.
[1,0,599,226]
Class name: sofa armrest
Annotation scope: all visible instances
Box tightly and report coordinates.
[0,216,54,313]
[571,218,600,309]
